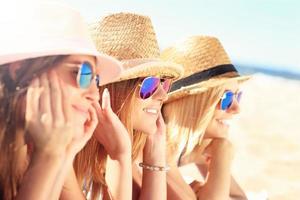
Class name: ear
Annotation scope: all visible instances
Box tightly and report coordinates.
[8,62,22,80]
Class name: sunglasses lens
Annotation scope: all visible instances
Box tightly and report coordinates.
[221,91,234,110]
[78,62,93,89]
[140,77,160,99]
[162,79,172,92]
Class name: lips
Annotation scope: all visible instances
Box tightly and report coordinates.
[72,104,89,118]
[216,119,232,127]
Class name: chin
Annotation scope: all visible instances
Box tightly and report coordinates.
[136,125,157,135]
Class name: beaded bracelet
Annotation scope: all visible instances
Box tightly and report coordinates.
[139,162,170,171]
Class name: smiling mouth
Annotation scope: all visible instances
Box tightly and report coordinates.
[72,105,89,117]
[143,108,159,115]
[216,119,232,127]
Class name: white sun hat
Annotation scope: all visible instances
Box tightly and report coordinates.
[0,1,122,85]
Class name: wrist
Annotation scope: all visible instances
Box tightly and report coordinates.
[139,162,170,172]
[115,151,132,164]
[31,150,65,168]
[143,154,166,166]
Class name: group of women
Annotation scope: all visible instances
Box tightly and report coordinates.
[0,1,250,200]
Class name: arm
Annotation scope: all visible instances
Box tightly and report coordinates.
[16,151,64,200]
[167,166,197,200]
[183,140,246,200]
[19,72,96,200]
[138,113,167,200]
[95,88,132,200]
[17,73,76,200]
[105,154,132,200]
[191,139,233,200]
[192,164,247,200]
[58,166,86,200]
[229,176,248,200]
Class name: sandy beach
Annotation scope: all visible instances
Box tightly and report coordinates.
[229,73,300,200]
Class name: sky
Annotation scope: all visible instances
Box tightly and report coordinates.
[65,0,300,73]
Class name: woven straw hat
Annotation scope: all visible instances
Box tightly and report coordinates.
[0,1,122,85]
[161,36,251,103]
[90,12,183,82]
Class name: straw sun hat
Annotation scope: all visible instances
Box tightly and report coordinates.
[161,36,251,103]
[0,1,122,85]
[90,12,183,82]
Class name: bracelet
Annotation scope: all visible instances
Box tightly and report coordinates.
[139,162,170,171]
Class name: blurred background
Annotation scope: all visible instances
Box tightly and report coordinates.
[64,0,300,199]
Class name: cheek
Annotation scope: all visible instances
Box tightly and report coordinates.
[204,119,229,139]
[205,119,218,136]
[131,100,157,134]
[132,101,146,127]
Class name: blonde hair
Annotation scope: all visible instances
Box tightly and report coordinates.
[74,78,147,200]
[163,85,226,164]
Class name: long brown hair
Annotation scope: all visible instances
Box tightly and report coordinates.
[0,56,67,200]
[74,78,148,200]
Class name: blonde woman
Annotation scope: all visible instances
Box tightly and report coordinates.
[161,36,250,200]
[75,13,183,200]
[0,2,122,200]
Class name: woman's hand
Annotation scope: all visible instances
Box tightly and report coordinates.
[26,71,73,157]
[191,138,234,200]
[203,138,234,166]
[93,88,132,160]
[143,112,167,166]
[25,71,96,159]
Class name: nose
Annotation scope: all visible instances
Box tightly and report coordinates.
[152,84,168,102]
[227,98,240,114]
[84,81,100,102]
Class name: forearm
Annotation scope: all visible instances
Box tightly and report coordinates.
[139,170,167,200]
[197,157,231,200]
[58,161,86,200]
[106,154,132,200]
[139,154,167,200]
[229,176,247,200]
[167,167,197,200]
[16,152,64,200]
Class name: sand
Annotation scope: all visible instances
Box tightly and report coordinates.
[229,73,300,200]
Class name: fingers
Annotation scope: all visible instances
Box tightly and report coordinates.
[85,105,98,136]
[189,180,203,194]
[155,111,166,136]
[60,76,72,126]
[25,78,41,125]
[101,88,111,111]
[49,71,64,123]
[39,73,52,124]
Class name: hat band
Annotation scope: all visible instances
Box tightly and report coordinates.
[170,64,238,92]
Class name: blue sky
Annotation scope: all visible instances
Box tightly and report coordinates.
[65,0,300,73]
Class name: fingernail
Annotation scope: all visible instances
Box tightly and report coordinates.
[103,88,109,99]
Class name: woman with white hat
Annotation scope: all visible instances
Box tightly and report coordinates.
[75,13,183,200]
[0,2,129,200]
[161,36,249,199]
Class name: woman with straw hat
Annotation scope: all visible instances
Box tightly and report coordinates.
[161,36,250,199]
[0,1,126,199]
[74,12,183,200]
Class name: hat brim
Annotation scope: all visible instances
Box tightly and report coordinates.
[0,40,122,86]
[118,60,183,82]
[96,53,123,85]
[166,74,252,103]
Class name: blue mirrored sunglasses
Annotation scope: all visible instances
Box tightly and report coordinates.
[76,62,100,89]
[139,76,172,100]
[220,90,242,111]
